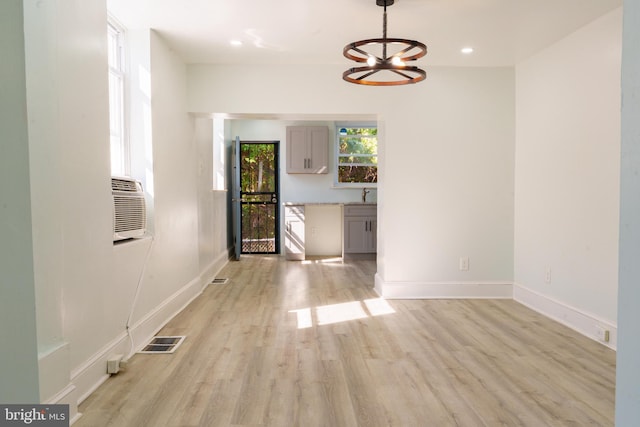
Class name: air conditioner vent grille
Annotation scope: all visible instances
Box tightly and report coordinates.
[112,177,141,192]
[114,195,146,233]
[112,176,147,241]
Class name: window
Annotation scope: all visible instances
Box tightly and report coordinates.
[108,19,128,176]
[335,125,378,186]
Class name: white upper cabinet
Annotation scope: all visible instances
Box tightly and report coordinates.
[286,126,328,174]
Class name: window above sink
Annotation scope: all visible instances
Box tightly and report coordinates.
[334,124,377,188]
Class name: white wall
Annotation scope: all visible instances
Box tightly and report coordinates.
[0,0,40,403]
[23,0,113,415]
[616,0,640,422]
[189,64,516,298]
[195,117,230,278]
[127,31,201,325]
[3,3,230,415]
[513,8,621,346]
[379,68,515,293]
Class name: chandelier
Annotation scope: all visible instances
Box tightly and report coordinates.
[343,0,427,86]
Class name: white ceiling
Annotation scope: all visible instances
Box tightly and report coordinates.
[107,0,621,67]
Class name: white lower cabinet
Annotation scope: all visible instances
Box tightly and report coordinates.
[284,205,305,260]
[285,203,377,259]
[343,205,377,254]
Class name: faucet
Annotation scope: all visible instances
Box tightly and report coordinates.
[362,188,370,203]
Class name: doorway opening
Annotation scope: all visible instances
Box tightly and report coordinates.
[235,140,280,255]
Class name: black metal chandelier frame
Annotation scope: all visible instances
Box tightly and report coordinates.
[343,0,427,86]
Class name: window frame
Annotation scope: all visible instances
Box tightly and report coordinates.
[334,123,378,188]
[107,17,130,177]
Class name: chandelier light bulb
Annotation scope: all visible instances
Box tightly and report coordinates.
[391,56,404,66]
[367,56,377,66]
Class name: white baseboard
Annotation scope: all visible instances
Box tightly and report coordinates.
[71,329,130,405]
[513,283,617,350]
[72,276,203,404]
[201,251,231,287]
[375,273,513,299]
[44,384,81,425]
[70,254,230,407]
[39,343,81,423]
[121,275,204,362]
[39,342,70,403]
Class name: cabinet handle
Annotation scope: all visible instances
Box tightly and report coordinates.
[308,158,312,168]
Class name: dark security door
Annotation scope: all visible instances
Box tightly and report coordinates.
[237,140,280,254]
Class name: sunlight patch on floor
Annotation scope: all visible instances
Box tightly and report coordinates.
[363,298,396,316]
[289,298,395,329]
[301,257,344,265]
[289,308,313,329]
[317,301,368,325]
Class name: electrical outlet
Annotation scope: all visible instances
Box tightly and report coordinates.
[544,267,551,284]
[107,354,124,375]
[595,325,610,343]
[459,257,469,271]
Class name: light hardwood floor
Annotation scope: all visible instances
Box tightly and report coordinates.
[77,256,616,426]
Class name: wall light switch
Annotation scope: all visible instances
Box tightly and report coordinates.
[459,257,469,271]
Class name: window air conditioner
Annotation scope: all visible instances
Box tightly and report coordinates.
[112,176,147,241]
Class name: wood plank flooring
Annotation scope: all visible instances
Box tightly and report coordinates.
[76,256,616,426]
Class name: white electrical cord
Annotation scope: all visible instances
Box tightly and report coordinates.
[124,235,154,361]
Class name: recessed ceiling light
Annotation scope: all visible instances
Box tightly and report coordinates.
[230,40,243,47]
[461,47,474,54]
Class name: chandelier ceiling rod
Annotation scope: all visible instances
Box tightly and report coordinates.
[382,2,387,59]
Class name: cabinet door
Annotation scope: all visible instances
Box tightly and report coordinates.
[344,216,370,253]
[286,127,309,173]
[368,219,377,252]
[307,127,328,173]
[286,126,328,174]
[285,206,305,260]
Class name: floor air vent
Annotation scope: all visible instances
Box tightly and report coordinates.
[211,278,229,285]
[138,336,185,354]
